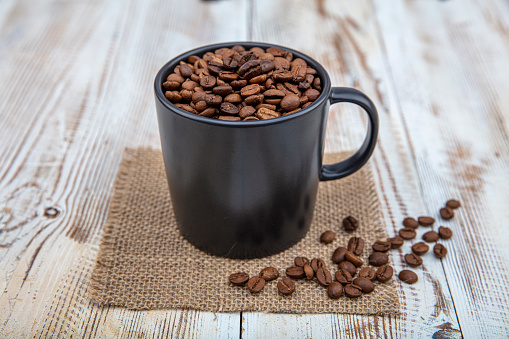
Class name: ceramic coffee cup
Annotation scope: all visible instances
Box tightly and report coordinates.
[154,42,378,258]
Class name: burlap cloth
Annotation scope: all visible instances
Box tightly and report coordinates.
[89,148,400,314]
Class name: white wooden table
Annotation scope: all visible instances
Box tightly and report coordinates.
[1,0,508,337]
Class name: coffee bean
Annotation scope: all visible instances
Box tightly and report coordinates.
[375,264,394,283]
[304,264,314,280]
[238,60,260,76]
[369,252,389,266]
[229,272,249,286]
[422,230,439,242]
[353,277,375,293]
[163,80,181,90]
[244,94,264,106]
[434,244,448,258]
[219,71,239,82]
[199,107,217,117]
[274,70,293,82]
[399,227,417,240]
[291,58,307,82]
[399,270,418,284]
[335,268,353,285]
[179,64,193,78]
[294,257,310,267]
[303,88,320,101]
[347,237,365,256]
[218,115,241,121]
[320,230,335,244]
[344,284,362,298]
[405,253,423,267]
[247,276,266,293]
[200,75,217,89]
[224,93,242,104]
[240,84,261,97]
[387,236,404,249]
[213,85,233,96]
[260,60,275,73]
[359,267,376,281]
[277,277,296,296]
[316,267,333,286]
[239,106,256,118]
[403,217,419,229]
[280,94,300,112]
[372,240,391,252]
[243,116,259,121]
[311,258,326,272]
[256,107,280,120]
[165,91,182,103]
[418,216,435,226]
[332,247,348,264]
[345,251,363,267]
[220,102,239,115]
[440,207,454,220]
[176,103,197,114]
[338,261,356,276]
[343,216,359,231]
[438,226,453,239]
[411,242,429,255]
[327,281,343,299]
[446,199,461,209]
[205,94,222,106]
[286,266,305,279]
[259,267,279,281]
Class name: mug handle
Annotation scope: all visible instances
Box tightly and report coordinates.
[320,87,379,181]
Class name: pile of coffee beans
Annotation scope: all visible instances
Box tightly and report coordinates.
[162,45,322,121]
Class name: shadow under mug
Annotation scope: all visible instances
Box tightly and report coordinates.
[154,42,379,259]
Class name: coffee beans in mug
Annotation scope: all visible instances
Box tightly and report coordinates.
[372,240,391,252]
[387,236,404,249]
[345,251,364,267]
[446,199,461,209]
[353,277,375,293]
[343,216,359,231]
[405,253,423,267]
[286,266,305,279]
[369,252,389,266]
[434,244,448,258]
[375,264,394,283]
[320,230,335,244]
[399,270,418,284]
[344,284,363,298]
[327,281,343,299]
[418,216,435,226]
[411,242,429,255]
[359,267,376,281]
[422,230,439,243]
[316,267,333,286]
[277,277,296,296]
[440,207,454,220]
[338,261,357,276]
[332,247,348,264]
[229,272,249,286]
[399,227,417,240]
[335,268,353,285]
[403,217,419,229]
[347,237,365,256]
[247,276,266,293]
[294,257,310,267]
[438,226,453,239]
[259,267,279,281]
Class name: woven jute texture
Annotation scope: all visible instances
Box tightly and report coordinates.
[89,148,400,314]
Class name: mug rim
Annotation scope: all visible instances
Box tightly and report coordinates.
[154,41,332,127]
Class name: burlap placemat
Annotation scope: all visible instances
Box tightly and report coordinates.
[89,148,400,314]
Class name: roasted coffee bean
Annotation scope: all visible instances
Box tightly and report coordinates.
[273,57,290,70]
[316,267,333,286]
[239,52,257,66]
[299,95,309,106]
[290,58,307,82]
[286,266,305,279]
[411,242,429,255]
[399,270,418,284]
[405,253,423,267]
[387,236,404,249]
[344,284,362,298]
[179,64,193,78]
[332,247,348,264]
[273,70,294,82]
[224,93,242,104]
[353,277,375,293]
[199,107,217,117]
[256,107,280,120]
[240,84,261,97]
[280,94,300,112]
[213,85,233,96]
[347,237,365,256]
[256,103,277,111]
[176,103,198,114]
[163,80,181,90]
[399,227,417,240]
[335,268,353,285]
[222,57,239,70]
[294,257,310,267]
[369,252,389,266]
[259,267,279,281]
[440,207,454,220]
[338,261,356,276]
[218,115,241,121]
[434,244,448,258]
[263,89,285,99]
[438,226,453,239]
[277,277,296,296]
[192,91,207,103]
[229,272,249,286]
[359,267,376,281]
[446,199,461,209]
[250,47,265,57]
[243,116,259,121]
[260,60,275,73]
[200,75,217,89]
[195,100,208,112]
[311,258,326,272]
[220,102,239,115]
[375,264,394,283]
[180,89,193,101]
[219,71,239,82]
[239,106,256,118]
[247,276,265,293]
[244,94,264,106]
[343,216,359,231]
[165,91,182,103]
[304,264,314,280]
[231,79,247,88]
[327,281,343,299]
[372,240,391,252]
[303,88,320,101]
[167,73,185,83]
[345,251,363,267]
[249,74,267,84]
[320,230,335,244]
[238,60,262,80]
[312,77,321,90]
[403,217,419,229]
[422,230,439,242]
[205,94,222,106]
[418,216,435,226]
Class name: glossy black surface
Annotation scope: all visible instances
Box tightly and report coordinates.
[154,42,378,258]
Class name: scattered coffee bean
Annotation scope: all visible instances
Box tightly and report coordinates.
[343,216,359,231]
[338,261,357,276]
[332,247,348,264]
[422,230,439,243]
[259,267,279,281]
[411,242,430,255]
[294,257,310,267]
[418,216,435,226]
[376,264,394,283]
[403,217,419,229]
[399,227,417,240]
[229,272,249,286]
[353,277,375,293]
[277,277,296,296]
[335,268,353,285]
[405,253,423,267]
[286,266,305,279]
[440,207,454,220]
[359,267,376,281]
[247,276,266,293]
[438,226,453,239]
[316,267,333,286]
[344,284,363,298]
[311,258,326,272]
[320,230,335,244]
[347,237,365,256]
[434,244,448,258]
[369,252,389,266]
[399,270,418,284]
[345,251,364,267]
[446,199,461,209]
[387,236,404,249]
[327,281,343,299]
[372,240,391,252]
[304,264,314,280]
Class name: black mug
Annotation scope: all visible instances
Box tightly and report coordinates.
[154,42,378,259]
